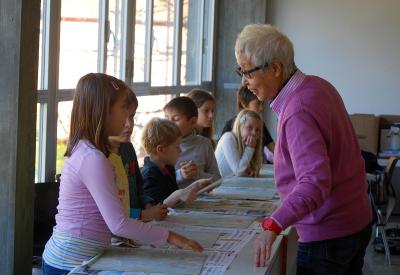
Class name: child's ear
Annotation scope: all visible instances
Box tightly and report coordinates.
[190,117,198,125]
[155,144,164,153]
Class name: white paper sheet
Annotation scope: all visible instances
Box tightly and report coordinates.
[88,247,206,274]
[259,164,274,177]
[220,176,275,188]
[160,210,256,229]
[179,197,278,216]
[209,185,277,201]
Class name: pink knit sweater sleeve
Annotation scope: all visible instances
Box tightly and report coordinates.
[79,150,169,245]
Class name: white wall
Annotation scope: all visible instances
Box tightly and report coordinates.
[266,0,400,117]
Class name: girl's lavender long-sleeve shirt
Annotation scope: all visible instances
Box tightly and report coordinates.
[270,70,372,243]
[55,140,169,245]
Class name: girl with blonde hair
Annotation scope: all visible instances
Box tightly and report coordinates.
[215,109,263,177]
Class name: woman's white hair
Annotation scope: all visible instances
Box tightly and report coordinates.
[235,24,297,81]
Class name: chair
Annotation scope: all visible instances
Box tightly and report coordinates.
[368,157,399,265]
[33,181,60,259]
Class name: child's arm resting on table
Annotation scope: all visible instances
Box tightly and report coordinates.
[163,178,212,207]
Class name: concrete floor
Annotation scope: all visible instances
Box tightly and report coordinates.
[363,218,400,275]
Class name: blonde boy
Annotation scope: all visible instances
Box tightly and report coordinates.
[141,118,210,206]
[163,97,221,188]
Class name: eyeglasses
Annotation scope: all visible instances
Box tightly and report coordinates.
[235,62,269,79]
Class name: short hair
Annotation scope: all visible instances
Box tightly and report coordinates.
[187,89,215,108]
[163,96,198,119]
[66,73,136,157]
[232,109,263,173]
[235,24,297,81]
[141,117,182,155]
[237,86,259,110]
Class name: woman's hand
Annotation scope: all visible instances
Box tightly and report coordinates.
[167,231,203,252]
[140,204,169,221]
[254,230,277,267]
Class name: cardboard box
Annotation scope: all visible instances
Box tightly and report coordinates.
[380,129,391,151]
[379,115,400,129]
[349,114,380,154]
[379,115,400,152]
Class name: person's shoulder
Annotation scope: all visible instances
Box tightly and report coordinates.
[222,117,235,131]
[64,140,109,174]
[141,157,161,176]
[193,135,215,149]
[119,142,138,159]
[220,131,235,142]
[73,140,106,161]
[119,141,135,152]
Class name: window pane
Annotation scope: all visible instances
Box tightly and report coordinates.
[133,0,147,82]
[181,0,202,85]
[202,0,214,82]
[107,0,122,78]
[151,0,175,86]
[59,0,99,89]
[35,103,43,182]
[56,101,72,174]
[133,94,173,166]
[38,0,44,90]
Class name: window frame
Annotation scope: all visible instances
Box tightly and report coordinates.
[36,0,216,182]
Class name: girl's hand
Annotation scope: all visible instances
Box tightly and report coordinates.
[167,231,203,252]
[140,204,169,221]
[245,167,259,177]
[180,161,198,179]
[245,135,257,148]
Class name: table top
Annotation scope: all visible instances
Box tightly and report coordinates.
[72,164,298,275]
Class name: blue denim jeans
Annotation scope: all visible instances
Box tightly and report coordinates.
[42,260,70,275]
[297,223,372,275]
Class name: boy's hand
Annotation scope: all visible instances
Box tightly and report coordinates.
[191,178,213,192]
[167,231,203,252]
[140,204,168,221]
[178,188,197,204]
[179,178,212,203]
[180,160,198,179]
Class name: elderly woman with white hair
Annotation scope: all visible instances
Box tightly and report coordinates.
[235,24,372,274]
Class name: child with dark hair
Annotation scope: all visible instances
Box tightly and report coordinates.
[187,89,216,148]
[221,86,275,162]
[164,96,221,188]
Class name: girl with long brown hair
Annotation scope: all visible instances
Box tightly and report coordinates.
[42,73,202,274]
